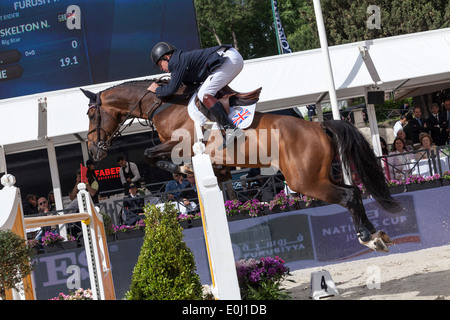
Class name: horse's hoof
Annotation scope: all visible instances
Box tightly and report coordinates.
[156,161,180,174]
[358,232,390,252]
[373,231,392,244]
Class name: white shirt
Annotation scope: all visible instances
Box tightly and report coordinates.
[393,120,403,137]
[119,161,141,185]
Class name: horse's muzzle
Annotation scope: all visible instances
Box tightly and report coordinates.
[89,143,107,162]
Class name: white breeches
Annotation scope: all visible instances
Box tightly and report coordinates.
[197,47,244,103]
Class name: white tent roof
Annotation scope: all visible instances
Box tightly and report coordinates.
[1,27,450,154]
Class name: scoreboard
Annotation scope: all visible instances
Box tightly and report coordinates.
[0,0,200,100]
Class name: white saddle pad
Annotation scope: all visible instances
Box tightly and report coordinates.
[187,94,256,130]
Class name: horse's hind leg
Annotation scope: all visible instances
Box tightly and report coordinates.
[292,178,390,252]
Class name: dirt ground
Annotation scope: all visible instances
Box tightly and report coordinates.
[282,245,450,300]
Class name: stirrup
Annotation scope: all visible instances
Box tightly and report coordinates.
[218,128,245,151]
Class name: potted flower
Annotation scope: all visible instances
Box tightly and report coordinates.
[49,288,93,300]
[27,239,40,255]
[441,171,450,186]
[267,190,290,213]
[41,231,64,253]
[177,212,202,229]
[235,256,292,300]
[267,190,301,213]
[41,231,77,252]
[387,179,405,194]
[224,199,243,217]
[241,199,265,217]
[405,174,441,192]
[113,220,146,240]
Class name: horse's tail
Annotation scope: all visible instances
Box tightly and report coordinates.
[322,120,401,213]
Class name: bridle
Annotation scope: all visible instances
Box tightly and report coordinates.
[86,90,156,153]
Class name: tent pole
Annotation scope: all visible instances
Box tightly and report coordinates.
[313,0,340,120]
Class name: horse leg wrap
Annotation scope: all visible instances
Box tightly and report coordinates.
[356,226,372,243]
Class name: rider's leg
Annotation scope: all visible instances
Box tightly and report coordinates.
[202,94,245,150]
[197,48,244,150]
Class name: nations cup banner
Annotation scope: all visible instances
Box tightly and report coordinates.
[272,0,293,54]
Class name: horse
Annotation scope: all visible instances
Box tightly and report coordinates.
[82,79,401,252]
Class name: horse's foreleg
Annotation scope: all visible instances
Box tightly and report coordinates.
[144,141,181,173]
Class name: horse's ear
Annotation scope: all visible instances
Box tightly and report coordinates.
[80,88,97,101]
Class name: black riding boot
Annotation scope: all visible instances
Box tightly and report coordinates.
[208,101,245,150]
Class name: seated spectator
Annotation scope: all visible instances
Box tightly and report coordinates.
[388,138,414,181]
[179,197,198,215]
[122,183,144,226]
[165,173,189,201]
[23,194,39,216]
[396,130,414,151]
[35,196,59,243]
[416,133,438,160]
[180,173,198,204]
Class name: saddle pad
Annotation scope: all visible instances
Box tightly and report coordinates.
[187,94,256,129]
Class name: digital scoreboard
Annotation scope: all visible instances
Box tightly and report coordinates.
[0,0,200,100]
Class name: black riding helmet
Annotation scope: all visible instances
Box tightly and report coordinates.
[151,42,177,68]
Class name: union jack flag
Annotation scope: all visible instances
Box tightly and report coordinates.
[232,108,251,126]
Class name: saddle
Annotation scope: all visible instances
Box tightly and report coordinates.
[195,85,262,118]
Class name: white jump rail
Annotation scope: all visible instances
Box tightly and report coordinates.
[0,174,115,300]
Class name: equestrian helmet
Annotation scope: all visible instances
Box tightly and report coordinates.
[151,42,177,67]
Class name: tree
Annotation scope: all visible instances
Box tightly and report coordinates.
[295,0,450,49]
[125,203,203,300]
[194,0,278,59]
[194,0,450,57]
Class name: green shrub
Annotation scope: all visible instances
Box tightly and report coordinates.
[100,212,114,236]
[125,203,203,300]
[0,229,34,299]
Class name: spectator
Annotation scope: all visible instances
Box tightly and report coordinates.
[396,130,414,151]
[306,104,316,121]
[416,133,437,160]
[445,98,450,143]
[117,156,141,195]
[122,183,144,226]
[165,172,189,201]
[388,137,414,181]
[35,196,58,243]
[409,107,428,144]
[215,166,237,200]
[379,137,390,180]
[179,197,198,215]
[68,170,82,201]
[180,173,198,204]
[379,137,389,155]
[23,194,39,216]
[86,159,99,203]
[425,103,447,146]
[47,191,56,211]
[400,101,410,115]
[402,112,414,143]
[393,115,408,138]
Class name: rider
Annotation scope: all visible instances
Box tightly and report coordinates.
[147,42,245,150]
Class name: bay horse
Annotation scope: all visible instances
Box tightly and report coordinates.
[82,79,401,252]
